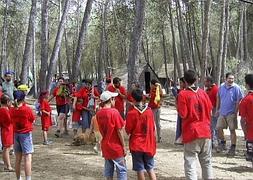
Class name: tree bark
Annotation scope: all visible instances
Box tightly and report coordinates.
[39,0,49,91]
[20,0,37,84]
[46,0,70,89]
[64,30,72,79]
[221,0,230,81]
[1,0,9,76]
[216,0,226,85]
[200,0,212,86]
[71,0,94,82]
[127,0,145,90]
[168,0,181,80]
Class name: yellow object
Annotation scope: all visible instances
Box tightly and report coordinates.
[154,85,160,104]
[17,84,29,91]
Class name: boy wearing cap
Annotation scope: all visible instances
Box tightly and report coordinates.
[125,89,157,180]
[10,90,35,180]
[96,91,127,180]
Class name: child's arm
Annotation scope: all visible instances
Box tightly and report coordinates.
[41,110,50,116]
[117,128,126,156]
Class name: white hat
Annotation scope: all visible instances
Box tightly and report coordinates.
[100,91,118,102]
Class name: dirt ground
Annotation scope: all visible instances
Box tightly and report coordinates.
[1,106,253,180]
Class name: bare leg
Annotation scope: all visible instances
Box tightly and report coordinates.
[137,171,145,180]
[106,177,113,180]
[218,129,225,141]
[147,169,157,180]
[24,154,32,177]
[230,130,237,145]
[43,131,48,142]
[3,147,12,169]
[15,152,22,179]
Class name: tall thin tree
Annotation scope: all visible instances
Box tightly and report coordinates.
[71,0,94,82]
[20,0,37,84]
[127,0,146,90]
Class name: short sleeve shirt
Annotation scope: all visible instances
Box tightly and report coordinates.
[96,108,125,160]
[107,85,126,113]
[218,83,243,116]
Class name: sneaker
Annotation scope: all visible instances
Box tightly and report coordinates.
[9,149,14,155]
[216,143,227,153]
[245,153,253,161]
[227,147,236,157]
[174,137,183,145]
[55,130,60,138]
[43,140,53,145]
[93,146,98,154]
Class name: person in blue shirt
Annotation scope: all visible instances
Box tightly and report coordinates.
[215,72,243,156]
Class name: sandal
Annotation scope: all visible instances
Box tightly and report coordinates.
[4,167,15,172]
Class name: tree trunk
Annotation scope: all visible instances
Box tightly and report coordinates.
[20,0,37,84]
[39,0,48,92]
[71,0,94,82]
[46,0,70,89]
[168,0,181,80]
[162,28,170,93]
[200,0,212,86]
[221,0,230,81]
[1,0,9,76]
[64,30,72,79]
[216,0,226,85]
[127,0,145,90]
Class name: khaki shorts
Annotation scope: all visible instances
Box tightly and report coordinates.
[216,113,238,130]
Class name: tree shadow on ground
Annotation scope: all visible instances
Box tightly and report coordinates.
[213,165,253,173]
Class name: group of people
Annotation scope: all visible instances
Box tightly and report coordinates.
[1,68,253,180]
[174,70,253,180]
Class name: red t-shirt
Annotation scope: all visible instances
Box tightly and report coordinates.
[72,103,83,122]
[205,84,218,108]
[53,87,68,106]
[125,106,156,156]
[10,103,35,134]
[239,92,253,141]
[107,85,126,113]
[148,87,162,109]
[0,107,13,147]
[96,108,125,160]
[177,88,212,143]
[40,99,52,129]
[76,87,89,107]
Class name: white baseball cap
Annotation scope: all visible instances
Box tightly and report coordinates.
[100,91,118,102]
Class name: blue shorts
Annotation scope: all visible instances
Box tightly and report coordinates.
[132,152,154,171]
[56,104,69,115]
[104,157,127,180]
[14,132,34,154]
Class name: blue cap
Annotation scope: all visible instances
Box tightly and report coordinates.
[14,90,26,101]
[4,70,14,76]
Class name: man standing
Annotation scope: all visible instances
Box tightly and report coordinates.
[216,72,243,156]
[204,76,219,148]
[2,71,16,100]
[107,77,127,119]
[177,70,213,180]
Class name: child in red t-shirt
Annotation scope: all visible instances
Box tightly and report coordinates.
[0,95,14,171]
[126,89,157,180]
[39,91,53,145]
[72,98,83,136]
[239,74,253,162]
[96,91,127,179]
[10,90,35,180]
